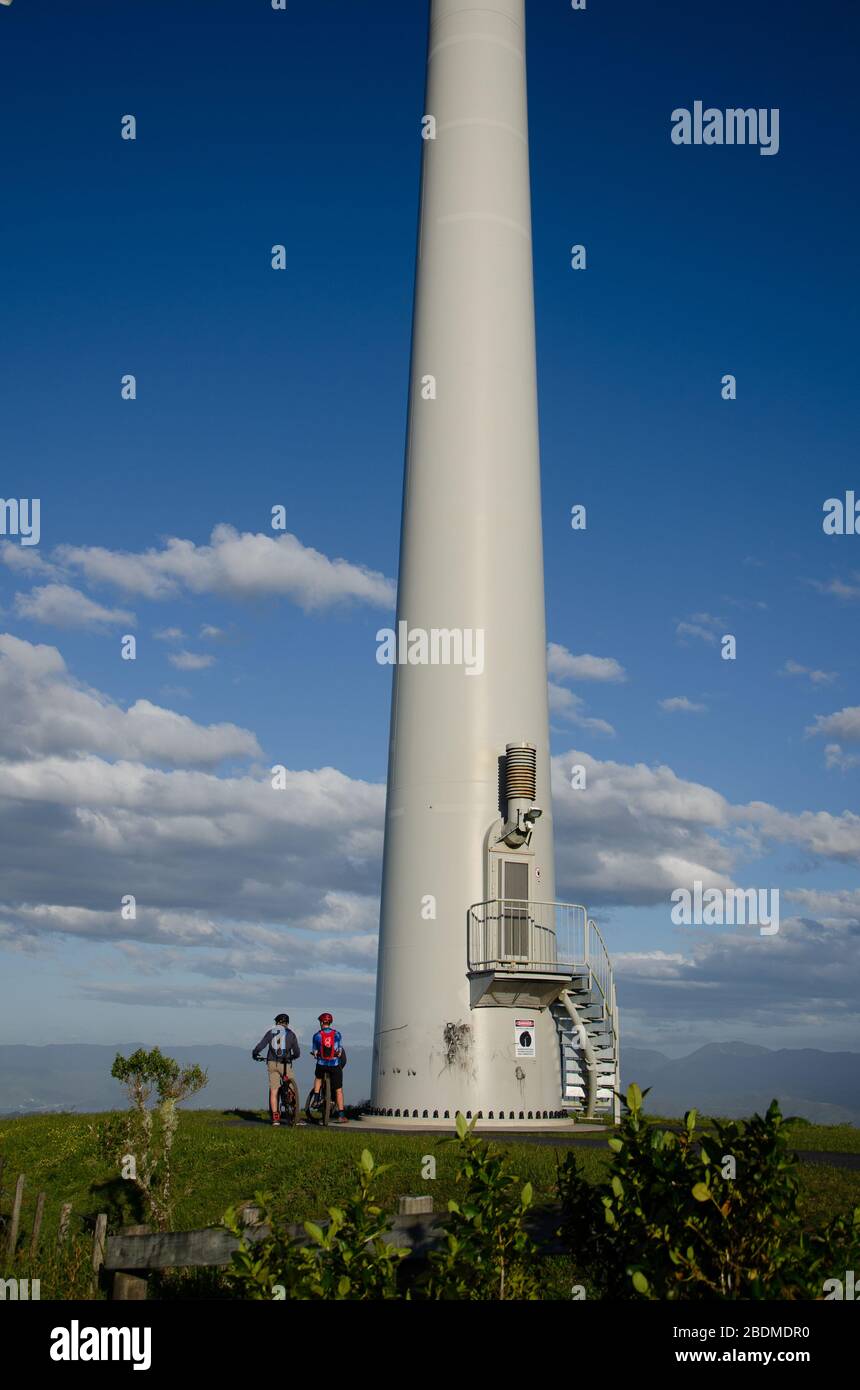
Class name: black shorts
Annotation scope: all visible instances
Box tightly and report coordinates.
[315,1064,343,1090]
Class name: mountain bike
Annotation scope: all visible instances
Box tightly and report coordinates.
[256,1057,299,1127]
[277,1070,300,1127]
[305,1069,334,1127]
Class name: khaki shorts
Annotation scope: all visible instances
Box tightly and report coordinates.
[267,1060,294,1084]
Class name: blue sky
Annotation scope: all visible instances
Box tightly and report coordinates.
[0,0,858,1063]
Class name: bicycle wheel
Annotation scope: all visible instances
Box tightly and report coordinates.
[277,1078,290,1125]
[305,1087,321,1123]
[322,1071,332,1127]
[284,1079,300,1127]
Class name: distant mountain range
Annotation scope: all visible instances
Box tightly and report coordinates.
[0,1043,374,1117]
[0,1040,857,1124]
[621,1041,860,1126]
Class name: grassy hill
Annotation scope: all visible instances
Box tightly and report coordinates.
[2,1106,858,1299]
[1,1108,857,1235]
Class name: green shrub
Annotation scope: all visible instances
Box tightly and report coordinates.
[423,1113,540,1300]
[224,1148,407,1300]
[558,1083,860,1300]
[226,1120,540,1301]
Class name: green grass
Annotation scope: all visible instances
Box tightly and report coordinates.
[1,1108,856,1235]
[644,1117,860,1150]
[0,1110,606,1235]
[644,1114,860,1154]
[791,1162,860,1227]
[782,1121,860,1154]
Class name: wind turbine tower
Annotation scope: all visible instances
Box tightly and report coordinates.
[371,0,619,1127]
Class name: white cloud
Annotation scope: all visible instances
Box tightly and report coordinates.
[0,744,384,1013]
[724,596,768,611]
[552,752,733,905]
[294,890,380,935]
[615,916,860,1038]
[57,523,395,611]
[547,643,626,683]
[808,575,860,602]
[806,706,860,743]
[548,683,615,736]
[0,633,259,766]
[781,659,837,685]
[1,639,858,1037]
[546,644,619,735]
[675,613,723,645]
[823,744,860,772]
[659,696,707,713]
[731,799,860,863]
[783,888,860,924]
[14,584,135,629]
[553,749,860,906]
[169,650,215,671]
[0,545,60,578]
[0,634,383,995]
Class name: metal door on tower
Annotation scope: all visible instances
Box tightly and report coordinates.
[501,859,529,960]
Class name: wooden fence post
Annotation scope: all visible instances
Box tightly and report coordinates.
[6,1174,24,1260]
[91,1213,107,1296]
[29,1192,46,1260]
[57,1202,72,1245]
[398,1195,434,1216]
[111,1225,151,1301]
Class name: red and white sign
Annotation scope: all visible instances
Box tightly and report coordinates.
[515,1020,536,1058]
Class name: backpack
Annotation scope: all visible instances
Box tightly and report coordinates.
[318,1027,337,1062]
[271,1026,288,1058]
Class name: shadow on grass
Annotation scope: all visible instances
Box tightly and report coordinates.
[89,1175,146,1228]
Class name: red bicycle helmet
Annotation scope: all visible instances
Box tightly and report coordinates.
[318,1012,333,1026]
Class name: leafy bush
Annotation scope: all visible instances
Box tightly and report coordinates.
[226,1119,540,1301]
[99,1047,207,1230]
[558,1083,860,1299]
[422,1113,540,1300]
[225,1148,407,1300]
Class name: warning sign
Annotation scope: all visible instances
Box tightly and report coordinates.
[515,1019,535,1058]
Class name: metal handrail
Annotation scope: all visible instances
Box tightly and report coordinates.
[586,917,611,1007]
[467,899,612,994]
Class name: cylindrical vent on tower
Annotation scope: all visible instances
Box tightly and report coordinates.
[505,742,536,802]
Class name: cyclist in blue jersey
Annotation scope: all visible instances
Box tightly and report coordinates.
[309,1011,348,1124]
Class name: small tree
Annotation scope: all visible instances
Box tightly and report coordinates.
[423,1113,540,1300]
[104,1047,207,1230]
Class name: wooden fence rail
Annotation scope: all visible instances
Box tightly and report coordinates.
[4,1174,566,1300]
[102,1200,567,1298]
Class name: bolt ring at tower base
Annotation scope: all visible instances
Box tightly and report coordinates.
[356,1110,583,1132]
